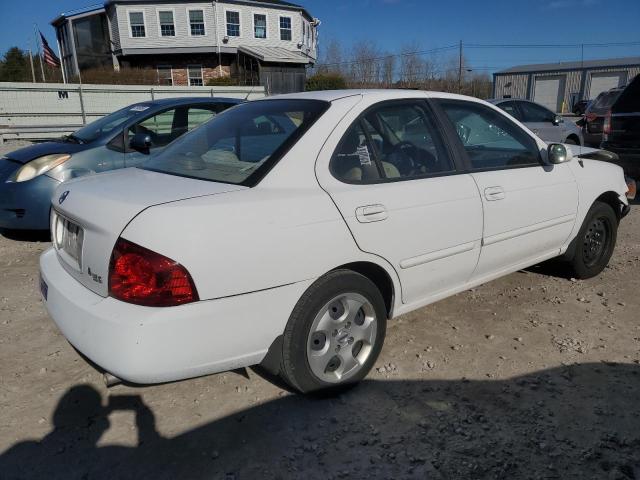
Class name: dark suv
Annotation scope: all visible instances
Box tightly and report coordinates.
[601,75,640,179]
[580,87,624,147]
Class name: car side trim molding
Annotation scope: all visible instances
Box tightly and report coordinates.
[482,214,576,247]
[399,241,478,269]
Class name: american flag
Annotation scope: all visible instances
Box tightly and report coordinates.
[40,32,60,68]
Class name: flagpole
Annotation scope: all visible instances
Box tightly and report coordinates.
[27,40,36,83]
[55,35,67,84]
[34,24,46,82]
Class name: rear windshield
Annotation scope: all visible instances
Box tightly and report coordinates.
[591,90,622,111]
[142,99,329,186]
[73,104,149,143]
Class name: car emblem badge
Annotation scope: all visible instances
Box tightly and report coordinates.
[58,191,70,205]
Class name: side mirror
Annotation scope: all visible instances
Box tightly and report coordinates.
[547,143,571,164]
[552,115,563,126]
[130,133,153,154]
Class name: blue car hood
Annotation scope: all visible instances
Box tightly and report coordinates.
[3,141,89,164]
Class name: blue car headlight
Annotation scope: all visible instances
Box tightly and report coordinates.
[6,154,71,183]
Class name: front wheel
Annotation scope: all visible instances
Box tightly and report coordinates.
[279,270,387,394]
[567,201,618,279]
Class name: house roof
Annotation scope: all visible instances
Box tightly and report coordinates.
[496,56,640,75]
[51,4,105,26]
[238,45,313,64]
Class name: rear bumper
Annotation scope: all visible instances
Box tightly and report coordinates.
[600,142,640,179]
[39,247,311,384]
[0,175,60,230]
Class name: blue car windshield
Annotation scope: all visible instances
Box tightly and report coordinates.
[142,99,329,186]
[73,104,151,143]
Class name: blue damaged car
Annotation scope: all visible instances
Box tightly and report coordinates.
[0,96,241,231]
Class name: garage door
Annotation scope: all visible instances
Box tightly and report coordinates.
[589,72,625,99]
[533,76,565,112]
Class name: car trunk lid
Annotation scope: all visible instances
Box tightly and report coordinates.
[51,167,246,296]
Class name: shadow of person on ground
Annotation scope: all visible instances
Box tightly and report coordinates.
[1,363,639,479]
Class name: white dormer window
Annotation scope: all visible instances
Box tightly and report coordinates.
[254,14,267,39]
[129,11,146,38]
[189,9,205,36]
[279,16,291,41]
[158,10,175,37]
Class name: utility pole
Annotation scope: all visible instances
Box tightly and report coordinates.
[458,40,463,93]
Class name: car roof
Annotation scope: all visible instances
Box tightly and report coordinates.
[260,89,479,103]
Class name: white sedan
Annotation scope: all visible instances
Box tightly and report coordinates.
[40,90,630,394]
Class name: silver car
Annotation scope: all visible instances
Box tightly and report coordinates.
[489,99,583,146]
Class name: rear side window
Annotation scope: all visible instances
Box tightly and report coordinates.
[592,90,622,110]
[496,101,521,120]
[438,100,541,170]
[143,99,328,186]
[331,102,454,183]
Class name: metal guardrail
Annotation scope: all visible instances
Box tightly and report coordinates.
[0,82,266,143]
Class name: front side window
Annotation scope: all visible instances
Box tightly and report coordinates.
[129,12,145,38]
[189,10,205,36]
[143,99,329,186]
[280,16,292,41]
[157,65,172,86]
[158,10,175,37]
[518,102,555,123]
[188,66,203,86]
[226,11,240,37]
[331,102,454,183]
[254,14,267,38]
[127,108,182,148]
[438,100,541,170]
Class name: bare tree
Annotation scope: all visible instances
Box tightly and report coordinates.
[381,53,396,87]
[350,41,381,86]
[319,38,344,75]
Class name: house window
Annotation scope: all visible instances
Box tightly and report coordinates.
[279,16,291,41]
[189,10,205,36]
[254,14,266,39]
[157,65,172,86]
[226,11,240,37]
[129,12,145,38]
[302,22,305,44]
[159,10,175,37]
[188,65,203,86]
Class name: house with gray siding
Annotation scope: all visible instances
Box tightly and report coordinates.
[493,57,640,113]
[52,0,319,93]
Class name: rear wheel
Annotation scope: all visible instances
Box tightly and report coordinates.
[567,201,618,279]
[279,270,387,394]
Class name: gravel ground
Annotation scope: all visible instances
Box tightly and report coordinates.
[0,140,639,479]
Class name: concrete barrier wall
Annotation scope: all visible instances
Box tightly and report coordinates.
[0,82,266,142]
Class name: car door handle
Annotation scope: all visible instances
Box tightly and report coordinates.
[484,187,505,201]
[355,204,388,223]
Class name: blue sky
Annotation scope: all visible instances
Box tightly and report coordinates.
[1,0,638,73]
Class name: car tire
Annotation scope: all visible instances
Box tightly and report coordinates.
[279,269,387,394]
[567,201,618,279]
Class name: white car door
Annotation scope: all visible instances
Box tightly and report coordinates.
[316,99,483,305]
[435,99,578,280]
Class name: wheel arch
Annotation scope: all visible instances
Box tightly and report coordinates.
[331,261,396,319]
[566,133,581,145]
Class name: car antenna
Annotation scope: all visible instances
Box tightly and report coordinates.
[244,84,257,101]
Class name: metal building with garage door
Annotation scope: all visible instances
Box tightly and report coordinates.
[493,57,640,113]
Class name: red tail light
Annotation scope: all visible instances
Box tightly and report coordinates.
[585,112,597,122]
[109,238,199,307]
[603,110,612,136]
